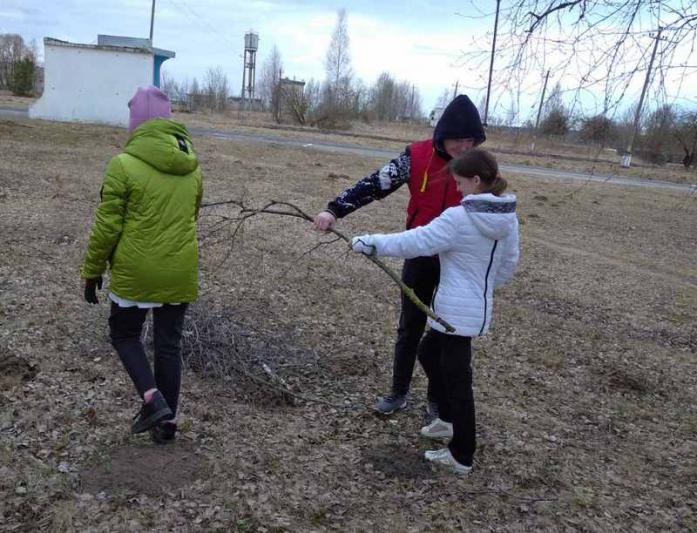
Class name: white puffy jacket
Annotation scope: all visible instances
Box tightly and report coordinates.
[355,193,519,336]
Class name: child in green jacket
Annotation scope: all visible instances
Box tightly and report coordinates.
[81,86,202,443]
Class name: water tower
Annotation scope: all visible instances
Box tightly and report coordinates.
[241,31,259,108]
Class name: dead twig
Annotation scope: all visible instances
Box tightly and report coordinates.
[201,199,456,333]
[206,345,349,409]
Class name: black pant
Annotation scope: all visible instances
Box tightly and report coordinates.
[392,256,440,396]
[108,302,188,417]
[418,329,476,466]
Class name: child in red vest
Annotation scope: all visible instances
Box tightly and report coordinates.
[313,96,486,417]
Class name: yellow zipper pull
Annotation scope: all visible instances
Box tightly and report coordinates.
[419,148,435,193]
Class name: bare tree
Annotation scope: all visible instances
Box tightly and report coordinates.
[324,8,353,110]
[540,82,570,135]
[458,1,697,119]
[436,89,451,109]
[635,104,678,164]
[370,72,396,120]
[674,110,697,168]
[178,77,190,104]
[395,81,415,119]
[160,70,179,100]
[369,74,424,121]
[579,114,618,147]
[189,77,202,111]
[161,71,192,110]
[0,34,30,90]
[258,45,283,118]
[406,83,424,119]
[304,78,321,112]
[351,78,369,117]
[280,81,310,125]
[203,66,229,112]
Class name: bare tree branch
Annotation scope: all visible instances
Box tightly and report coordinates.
[201,199,456,332]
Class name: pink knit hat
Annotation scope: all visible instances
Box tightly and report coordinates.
[128,86,171,132]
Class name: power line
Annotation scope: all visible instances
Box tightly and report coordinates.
[167,0,239,49]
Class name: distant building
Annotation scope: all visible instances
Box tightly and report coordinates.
[279,78,305,96]
[429,106,444,127]
[182,94,262,112]
[29,35,175,127]
[278,78,305,120]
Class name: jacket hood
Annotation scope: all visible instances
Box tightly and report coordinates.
[433,95,486,160]
[462,193,517,240]
[124,118,199,176]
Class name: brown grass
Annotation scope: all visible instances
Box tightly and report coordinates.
[0,116,696,531]
[0,89,35,109]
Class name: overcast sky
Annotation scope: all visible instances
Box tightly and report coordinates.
[2,0,695,122]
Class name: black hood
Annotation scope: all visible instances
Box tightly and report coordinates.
[433,95,486,160]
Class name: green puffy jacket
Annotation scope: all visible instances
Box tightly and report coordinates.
[81,119,203,303]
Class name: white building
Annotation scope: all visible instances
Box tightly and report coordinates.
[29,36,174,127]
[429,107,444,128]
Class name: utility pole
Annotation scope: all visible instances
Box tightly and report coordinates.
[452,80,459,100]
[149,0,156,42]
[530,69,551,152]
[410,84,415,120]
[483,0,501,127]
[621,27,663,168]
[241,63,246,109]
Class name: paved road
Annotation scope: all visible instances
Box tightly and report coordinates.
[0,106,29,118]
[192,127,694,193]
[3,107,694,193]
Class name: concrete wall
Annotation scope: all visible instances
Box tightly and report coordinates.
[29,40,153,127]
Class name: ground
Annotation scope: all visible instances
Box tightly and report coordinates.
[0,115,696,532]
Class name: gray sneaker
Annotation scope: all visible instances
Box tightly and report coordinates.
[420,417,454,440]
[374,392,407,414]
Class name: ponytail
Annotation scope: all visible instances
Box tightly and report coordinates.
[488,174,508,196]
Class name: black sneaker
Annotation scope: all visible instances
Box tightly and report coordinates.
[131,391,172,434]
[150,421,177,444]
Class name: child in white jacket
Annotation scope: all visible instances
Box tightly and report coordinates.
[352,148,519,474]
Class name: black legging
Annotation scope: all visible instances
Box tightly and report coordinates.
[418,329,476,466]
[391,256,440,396]
[108,302,188,417]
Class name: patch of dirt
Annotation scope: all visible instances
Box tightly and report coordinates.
[362,444,433,480]
[0,352,38,388]
[80,440,207,496]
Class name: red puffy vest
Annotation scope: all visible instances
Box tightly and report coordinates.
[405,139,462,229]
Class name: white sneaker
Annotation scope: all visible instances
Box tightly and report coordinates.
[420,418,453,440]
[424,448,472,475]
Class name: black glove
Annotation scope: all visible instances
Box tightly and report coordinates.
[84,276,103,304]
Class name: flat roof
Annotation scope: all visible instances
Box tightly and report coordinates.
[44,36,174,58]
[98,35,175,58]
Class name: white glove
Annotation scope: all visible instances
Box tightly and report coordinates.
[351,235,377,256]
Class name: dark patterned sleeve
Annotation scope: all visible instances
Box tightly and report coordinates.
[326,150,411,219]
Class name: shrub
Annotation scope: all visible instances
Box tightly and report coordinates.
[9,57,34,96]
[540,108,569,136]
[579,115,617,146]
